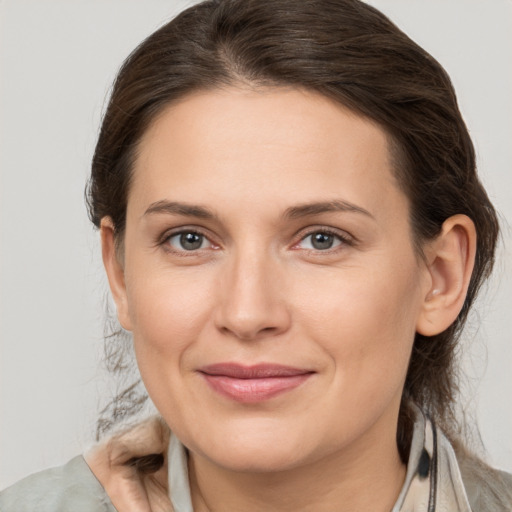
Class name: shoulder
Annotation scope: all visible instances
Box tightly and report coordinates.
[0,417,172,512]
[0,455,117,512]
[456,448,512,511]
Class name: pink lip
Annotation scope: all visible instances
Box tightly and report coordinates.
[199,363,314,403]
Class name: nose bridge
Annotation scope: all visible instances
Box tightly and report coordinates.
[215,241,289,340]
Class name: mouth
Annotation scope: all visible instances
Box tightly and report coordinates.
[198,363,315,403]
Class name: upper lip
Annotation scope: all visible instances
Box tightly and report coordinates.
[199,363,314,379]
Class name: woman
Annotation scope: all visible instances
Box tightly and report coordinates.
[1,0,511,510]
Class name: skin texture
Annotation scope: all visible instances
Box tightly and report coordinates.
[101,87,476,512]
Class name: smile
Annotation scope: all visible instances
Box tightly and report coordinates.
[198,363,315,403]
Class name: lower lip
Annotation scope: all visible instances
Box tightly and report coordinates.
[201,374,312,403]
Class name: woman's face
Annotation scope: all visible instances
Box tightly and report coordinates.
[108,87,432,472]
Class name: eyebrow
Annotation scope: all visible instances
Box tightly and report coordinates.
[283,200,374,220]
[143,200,215,219]
[143,199,374,221]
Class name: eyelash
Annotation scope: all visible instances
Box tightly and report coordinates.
[158,228,218,255]
[158,227,354,255]
[292,228,354,252]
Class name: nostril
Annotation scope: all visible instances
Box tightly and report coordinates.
[219,323,281,341]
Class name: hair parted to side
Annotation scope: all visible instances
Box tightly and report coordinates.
[87,0,499,460]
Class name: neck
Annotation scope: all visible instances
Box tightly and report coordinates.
[188,421,406,512]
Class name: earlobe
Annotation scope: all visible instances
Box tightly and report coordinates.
[100,217,133,331]
[416,215,476,336]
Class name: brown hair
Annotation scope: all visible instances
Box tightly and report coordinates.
[87,0,499,460]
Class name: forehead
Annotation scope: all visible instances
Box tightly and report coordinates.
[130,87,404,221]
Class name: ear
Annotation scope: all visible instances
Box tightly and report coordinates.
[100,217,133,331]
[416,214,476,336]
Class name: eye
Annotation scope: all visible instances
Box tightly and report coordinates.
[297,231,346,251]
[166,231,211,251]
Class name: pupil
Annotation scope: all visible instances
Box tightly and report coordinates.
[312,232,333,250]
[180,232,202,250]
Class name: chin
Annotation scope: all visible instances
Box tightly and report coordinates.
[203,442,308,473]
[182,417,325,473]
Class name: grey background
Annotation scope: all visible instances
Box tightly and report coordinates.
[1,0,511,488]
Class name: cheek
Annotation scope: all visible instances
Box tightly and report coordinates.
[295,259,422,383]
[125,265,216,358]
[124,267,220,422]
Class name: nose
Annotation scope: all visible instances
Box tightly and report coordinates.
[214,250,291,341]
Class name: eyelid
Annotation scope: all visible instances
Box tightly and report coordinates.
[157,226,220,252]
[155,224,355,254]
[291,226,356,250]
